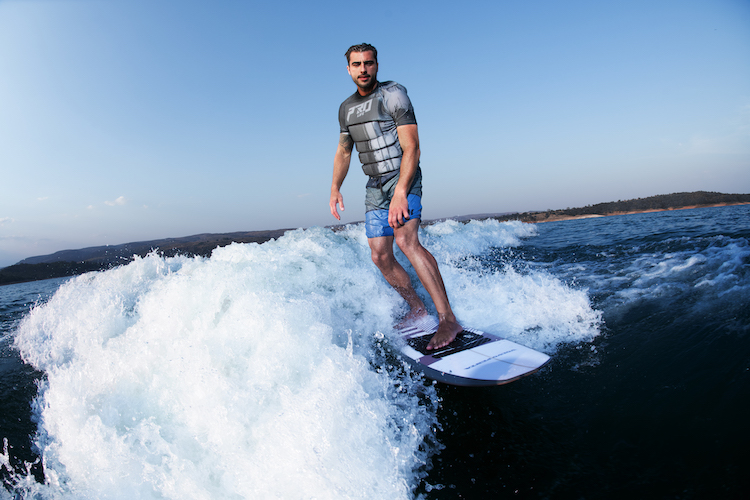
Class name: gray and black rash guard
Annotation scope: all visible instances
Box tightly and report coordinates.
[338,81,417,177]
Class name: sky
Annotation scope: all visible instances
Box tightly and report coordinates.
[1,0,749,267]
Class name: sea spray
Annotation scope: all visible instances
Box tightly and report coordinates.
[420,219,601,350]
[10,221,602,499]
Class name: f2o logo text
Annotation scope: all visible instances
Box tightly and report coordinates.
[347,99,373,121]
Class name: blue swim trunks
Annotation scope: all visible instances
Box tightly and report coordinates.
[364,168,423,238]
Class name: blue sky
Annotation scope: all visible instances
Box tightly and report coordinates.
[1,0,749,267]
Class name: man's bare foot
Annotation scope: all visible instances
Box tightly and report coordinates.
[395,307,429,329]
[426,313,463,350]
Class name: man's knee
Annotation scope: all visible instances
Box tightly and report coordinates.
[394,222,421,255]
[370,248,393,270]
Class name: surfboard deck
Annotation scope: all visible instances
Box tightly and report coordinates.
[397,316,551,387]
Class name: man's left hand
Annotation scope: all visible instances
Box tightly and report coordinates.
[388,192,410,229]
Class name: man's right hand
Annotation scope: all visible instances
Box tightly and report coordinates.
[330,134,353,221]
[330,190,345,220]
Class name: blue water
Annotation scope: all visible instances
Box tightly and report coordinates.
[1,205,748,499]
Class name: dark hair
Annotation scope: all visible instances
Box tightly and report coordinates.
[345,43,378,63]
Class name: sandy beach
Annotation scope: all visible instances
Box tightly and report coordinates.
[530,202,750,223]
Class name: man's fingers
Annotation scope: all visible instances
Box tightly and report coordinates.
[330,195,345,220]
[389,209,409,228]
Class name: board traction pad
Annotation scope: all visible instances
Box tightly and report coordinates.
[406,329,492,358]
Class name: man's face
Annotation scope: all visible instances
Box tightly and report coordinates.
[347,50,378,95]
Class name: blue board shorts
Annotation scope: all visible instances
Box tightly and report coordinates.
[364,168,423,238]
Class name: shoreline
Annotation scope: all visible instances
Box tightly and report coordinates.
[520,202,750,224]
[2,198,748,286]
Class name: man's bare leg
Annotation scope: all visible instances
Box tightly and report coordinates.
[368,235,429,327]
[393,219,462,350]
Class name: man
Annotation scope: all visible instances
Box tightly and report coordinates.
[329,43,462,350]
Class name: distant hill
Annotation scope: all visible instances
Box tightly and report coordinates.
[1,191,748,285]
[482,191,750,224]
[16,230,289,265]
[1,230,288,286]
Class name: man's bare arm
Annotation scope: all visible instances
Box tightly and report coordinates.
[389,124,421,228]
[330,133,354,220]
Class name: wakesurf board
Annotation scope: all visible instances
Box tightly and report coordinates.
[397,316,550,387]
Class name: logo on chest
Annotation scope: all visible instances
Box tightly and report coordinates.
[346,99,373,121]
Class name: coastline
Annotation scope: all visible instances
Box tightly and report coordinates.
[2,196,749,286]
[510,202,750,224]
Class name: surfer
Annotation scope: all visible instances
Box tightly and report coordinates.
[329,43,462,350]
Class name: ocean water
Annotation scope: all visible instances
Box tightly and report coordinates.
[1,205,748,499]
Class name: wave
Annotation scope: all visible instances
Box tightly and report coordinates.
[8,220,601,499]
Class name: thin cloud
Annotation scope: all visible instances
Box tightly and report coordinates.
[0,217,14,226]
[105,196,127,206]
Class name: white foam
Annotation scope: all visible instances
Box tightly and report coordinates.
[605,236,750,307]
[418,220,600,351]
[11,221,600,498]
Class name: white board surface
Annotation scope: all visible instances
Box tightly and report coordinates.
[397,316,550,387]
